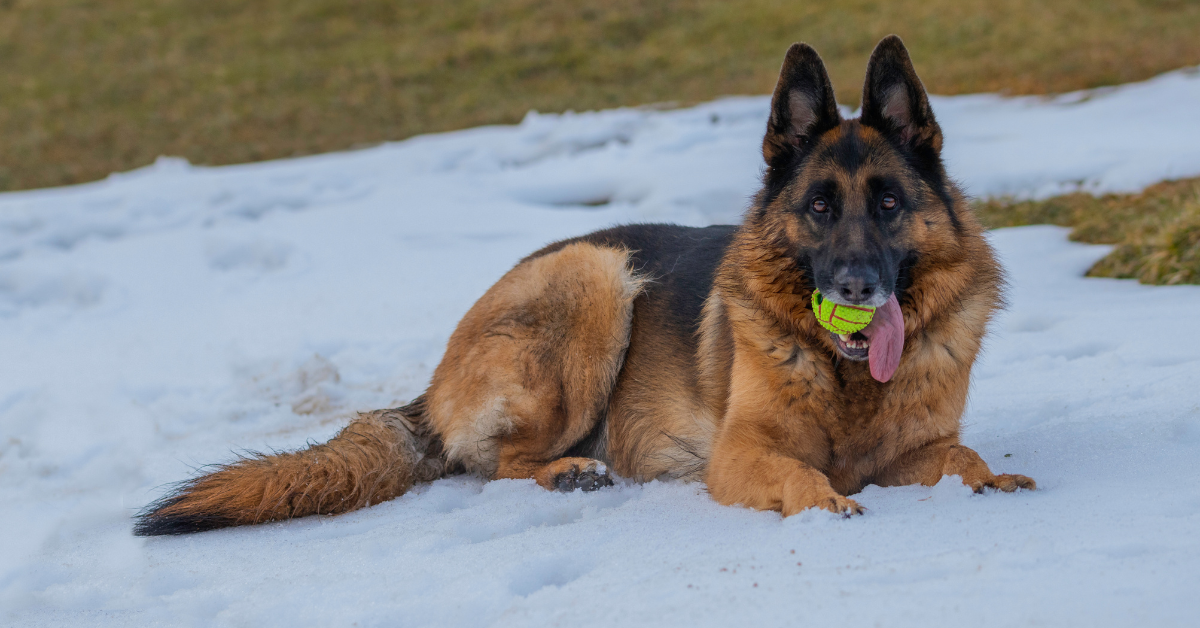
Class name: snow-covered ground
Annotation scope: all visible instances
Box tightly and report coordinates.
[3,67,1200,627]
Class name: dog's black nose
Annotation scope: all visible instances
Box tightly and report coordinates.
[833,264,879,304]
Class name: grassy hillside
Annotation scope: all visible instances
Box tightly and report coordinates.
[976,177,1200,285]
[2,0,1200,192]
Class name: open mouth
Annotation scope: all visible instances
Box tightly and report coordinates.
[821,292,904,383]
[833,331,871,361]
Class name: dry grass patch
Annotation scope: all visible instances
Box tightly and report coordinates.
[976,177,1200,285]
[1,0,1199,191]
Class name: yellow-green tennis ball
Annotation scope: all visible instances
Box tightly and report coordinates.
[812,289,876,335]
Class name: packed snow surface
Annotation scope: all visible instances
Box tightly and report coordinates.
[3,68,1200,627]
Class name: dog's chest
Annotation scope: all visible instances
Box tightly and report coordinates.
[753,327,958,486]
[821,371,932,491]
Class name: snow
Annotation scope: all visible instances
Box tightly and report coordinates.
[3,67,1200,627]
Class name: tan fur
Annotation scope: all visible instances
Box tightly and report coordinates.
[426,242,644,479]
[602,294,720,482]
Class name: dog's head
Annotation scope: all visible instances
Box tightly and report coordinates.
[752,35,962,362]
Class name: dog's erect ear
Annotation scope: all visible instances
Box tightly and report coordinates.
[860,35,942,154]
[763,43,841,166]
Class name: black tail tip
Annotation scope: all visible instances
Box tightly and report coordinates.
[133,510,242,536]
[133,495,241,536]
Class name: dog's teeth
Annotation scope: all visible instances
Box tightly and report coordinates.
[839,334,850,342]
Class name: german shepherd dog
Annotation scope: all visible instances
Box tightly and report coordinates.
[135,36,1034,536]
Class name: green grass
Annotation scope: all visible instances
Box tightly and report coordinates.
[976,177,1200,285]
[5,1,1199,284]
[2,0,1200,192]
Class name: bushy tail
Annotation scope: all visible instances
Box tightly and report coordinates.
[134,397,445,536]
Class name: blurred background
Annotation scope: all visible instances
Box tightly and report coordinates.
[3,0,1200,193]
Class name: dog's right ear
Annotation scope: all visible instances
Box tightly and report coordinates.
[763,43,841,168]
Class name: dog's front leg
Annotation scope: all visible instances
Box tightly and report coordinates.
[875,436,1036,493]
[707,427,863,517]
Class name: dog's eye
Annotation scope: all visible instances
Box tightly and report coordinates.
[811,197,828,213]
[880,194,898,210]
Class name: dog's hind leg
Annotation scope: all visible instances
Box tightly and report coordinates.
[495,446,614,492]
[424,242,644,485]
[132,241,638,534]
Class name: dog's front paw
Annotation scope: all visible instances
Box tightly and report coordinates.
[992,473,1036,492]
[820,495,865,517]
[784,493,864,518]
[969,473,1036,493]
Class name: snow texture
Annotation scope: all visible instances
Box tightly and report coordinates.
[3,68,1200,627]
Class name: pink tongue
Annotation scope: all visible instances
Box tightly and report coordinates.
[860,294,904,383]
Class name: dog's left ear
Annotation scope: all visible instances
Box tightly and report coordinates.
[861,35,942,154]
